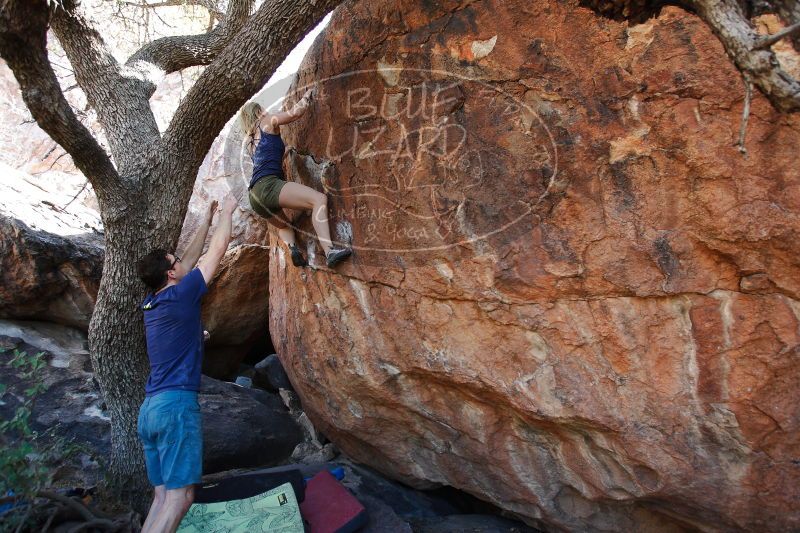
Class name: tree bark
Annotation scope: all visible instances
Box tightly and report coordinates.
[88,178,185,509]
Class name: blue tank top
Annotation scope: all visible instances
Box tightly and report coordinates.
[250,128,285,188]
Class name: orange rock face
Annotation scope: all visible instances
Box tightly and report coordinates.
[269,1,800,531]
[201,244,270,377]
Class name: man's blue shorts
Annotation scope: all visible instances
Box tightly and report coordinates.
[137,390,202,489]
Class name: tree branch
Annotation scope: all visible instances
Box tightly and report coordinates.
[50,1,161,174]
[61,179,90,211]
[685,0,800,113]
[124,0,224,18]
[772,0,800,51]
[736,73,752,154]
[124,0,255,93]
[753,20,800,50]
[0,0,119,191]
[36,491,95,522]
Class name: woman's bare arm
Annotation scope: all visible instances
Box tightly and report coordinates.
[259,89,313,132]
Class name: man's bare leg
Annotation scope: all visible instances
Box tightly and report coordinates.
[147,485,194,533]
[141,485,166,533]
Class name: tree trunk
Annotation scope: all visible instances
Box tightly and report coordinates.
[89,214,151,509]
[88,167,189,511]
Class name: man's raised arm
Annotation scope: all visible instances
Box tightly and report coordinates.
[198,195,236,284]
[182,200,217,270]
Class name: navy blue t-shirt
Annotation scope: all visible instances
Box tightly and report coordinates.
[142,268,208,396]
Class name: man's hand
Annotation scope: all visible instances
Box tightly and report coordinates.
[181,200,218,270]
[198,193,236,284]
[206,200,218,225]
[222,193,237,214]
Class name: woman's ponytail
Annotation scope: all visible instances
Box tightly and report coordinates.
[239,102,263,154]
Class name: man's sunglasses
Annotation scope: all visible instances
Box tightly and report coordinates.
[169,255,182,270]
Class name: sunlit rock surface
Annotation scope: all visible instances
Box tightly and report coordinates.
[0,167,103,328]
[269,1,800,531]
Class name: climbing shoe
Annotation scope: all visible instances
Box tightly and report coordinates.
[326,247,352,268]
[289,244,307,267]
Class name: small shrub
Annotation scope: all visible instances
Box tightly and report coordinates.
[0,348,80,531]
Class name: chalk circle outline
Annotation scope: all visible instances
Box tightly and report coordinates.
[226,67,560,254]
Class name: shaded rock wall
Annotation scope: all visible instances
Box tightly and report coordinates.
[269,0,800,531]
[0,168,103,329]
[0,320,302,477]
[0,216,102,329]
[201,244,271,377]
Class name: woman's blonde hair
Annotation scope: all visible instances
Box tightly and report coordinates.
[240,102,263,135]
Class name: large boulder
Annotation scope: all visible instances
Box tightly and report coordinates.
[253,354,294,391]
[0,216,102,329]
[199,375,303,474]
[269,1,800,532]
[0,168,103,329]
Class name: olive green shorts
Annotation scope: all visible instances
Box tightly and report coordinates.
[249,175,287,219]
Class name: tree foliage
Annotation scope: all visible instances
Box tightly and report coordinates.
[0,348,88,532]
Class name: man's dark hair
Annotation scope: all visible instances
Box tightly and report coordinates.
[137,248,171,291]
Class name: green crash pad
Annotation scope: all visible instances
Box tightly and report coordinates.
[177,482,304,533]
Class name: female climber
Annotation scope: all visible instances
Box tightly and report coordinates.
[239,88,351,268]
